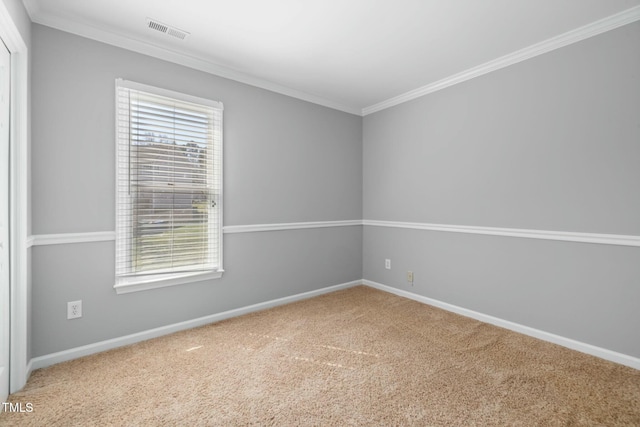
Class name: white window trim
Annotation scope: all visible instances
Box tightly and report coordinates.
[114,79,224,294]
[114,270,225,295]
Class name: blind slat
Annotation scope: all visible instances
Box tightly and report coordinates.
[116,80,223,282]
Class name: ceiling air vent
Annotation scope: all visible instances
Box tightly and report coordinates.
[146,18,189,40]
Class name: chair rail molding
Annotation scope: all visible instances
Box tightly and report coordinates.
[28,220,364,246]
[362,220,640,247]
[28,220,640,247]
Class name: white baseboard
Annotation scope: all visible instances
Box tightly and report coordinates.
[30,280,362,370]
[363,280,640,371]
[29,278,639,372]
[25,359,33,380]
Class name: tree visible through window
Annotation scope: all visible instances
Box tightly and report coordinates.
[115,80,223,293]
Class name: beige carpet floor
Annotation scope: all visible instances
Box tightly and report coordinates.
[2,285,639,426]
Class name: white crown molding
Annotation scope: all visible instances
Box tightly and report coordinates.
[27,11,361,116]
[363,280,640,370]
[363,220,640,247]
[223,220,362,234]
[21,0,40,18]
[30,280,362,370]
[25,4,640,117]
[362,5,640,115]
[0,2,27,50]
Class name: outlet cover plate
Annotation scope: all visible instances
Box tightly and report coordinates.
[67,300,82,319]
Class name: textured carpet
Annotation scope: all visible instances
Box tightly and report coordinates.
[3,286,639,426]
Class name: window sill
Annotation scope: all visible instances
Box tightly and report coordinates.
[114,269,224,294]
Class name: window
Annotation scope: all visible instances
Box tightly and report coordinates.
[115,80,223,294]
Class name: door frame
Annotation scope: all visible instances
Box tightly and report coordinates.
[0,1,29,393]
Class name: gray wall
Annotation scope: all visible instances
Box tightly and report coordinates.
[363,22,640,357]
[31,24,362,357]
[30,18,640,362]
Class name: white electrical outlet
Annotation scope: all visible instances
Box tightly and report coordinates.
[67,300,82,319]
[407,271,414,283]
[385,259,391,269]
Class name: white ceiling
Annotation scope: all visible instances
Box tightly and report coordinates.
[23,0,640,115]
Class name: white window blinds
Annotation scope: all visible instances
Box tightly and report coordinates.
[115,80,223,292]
